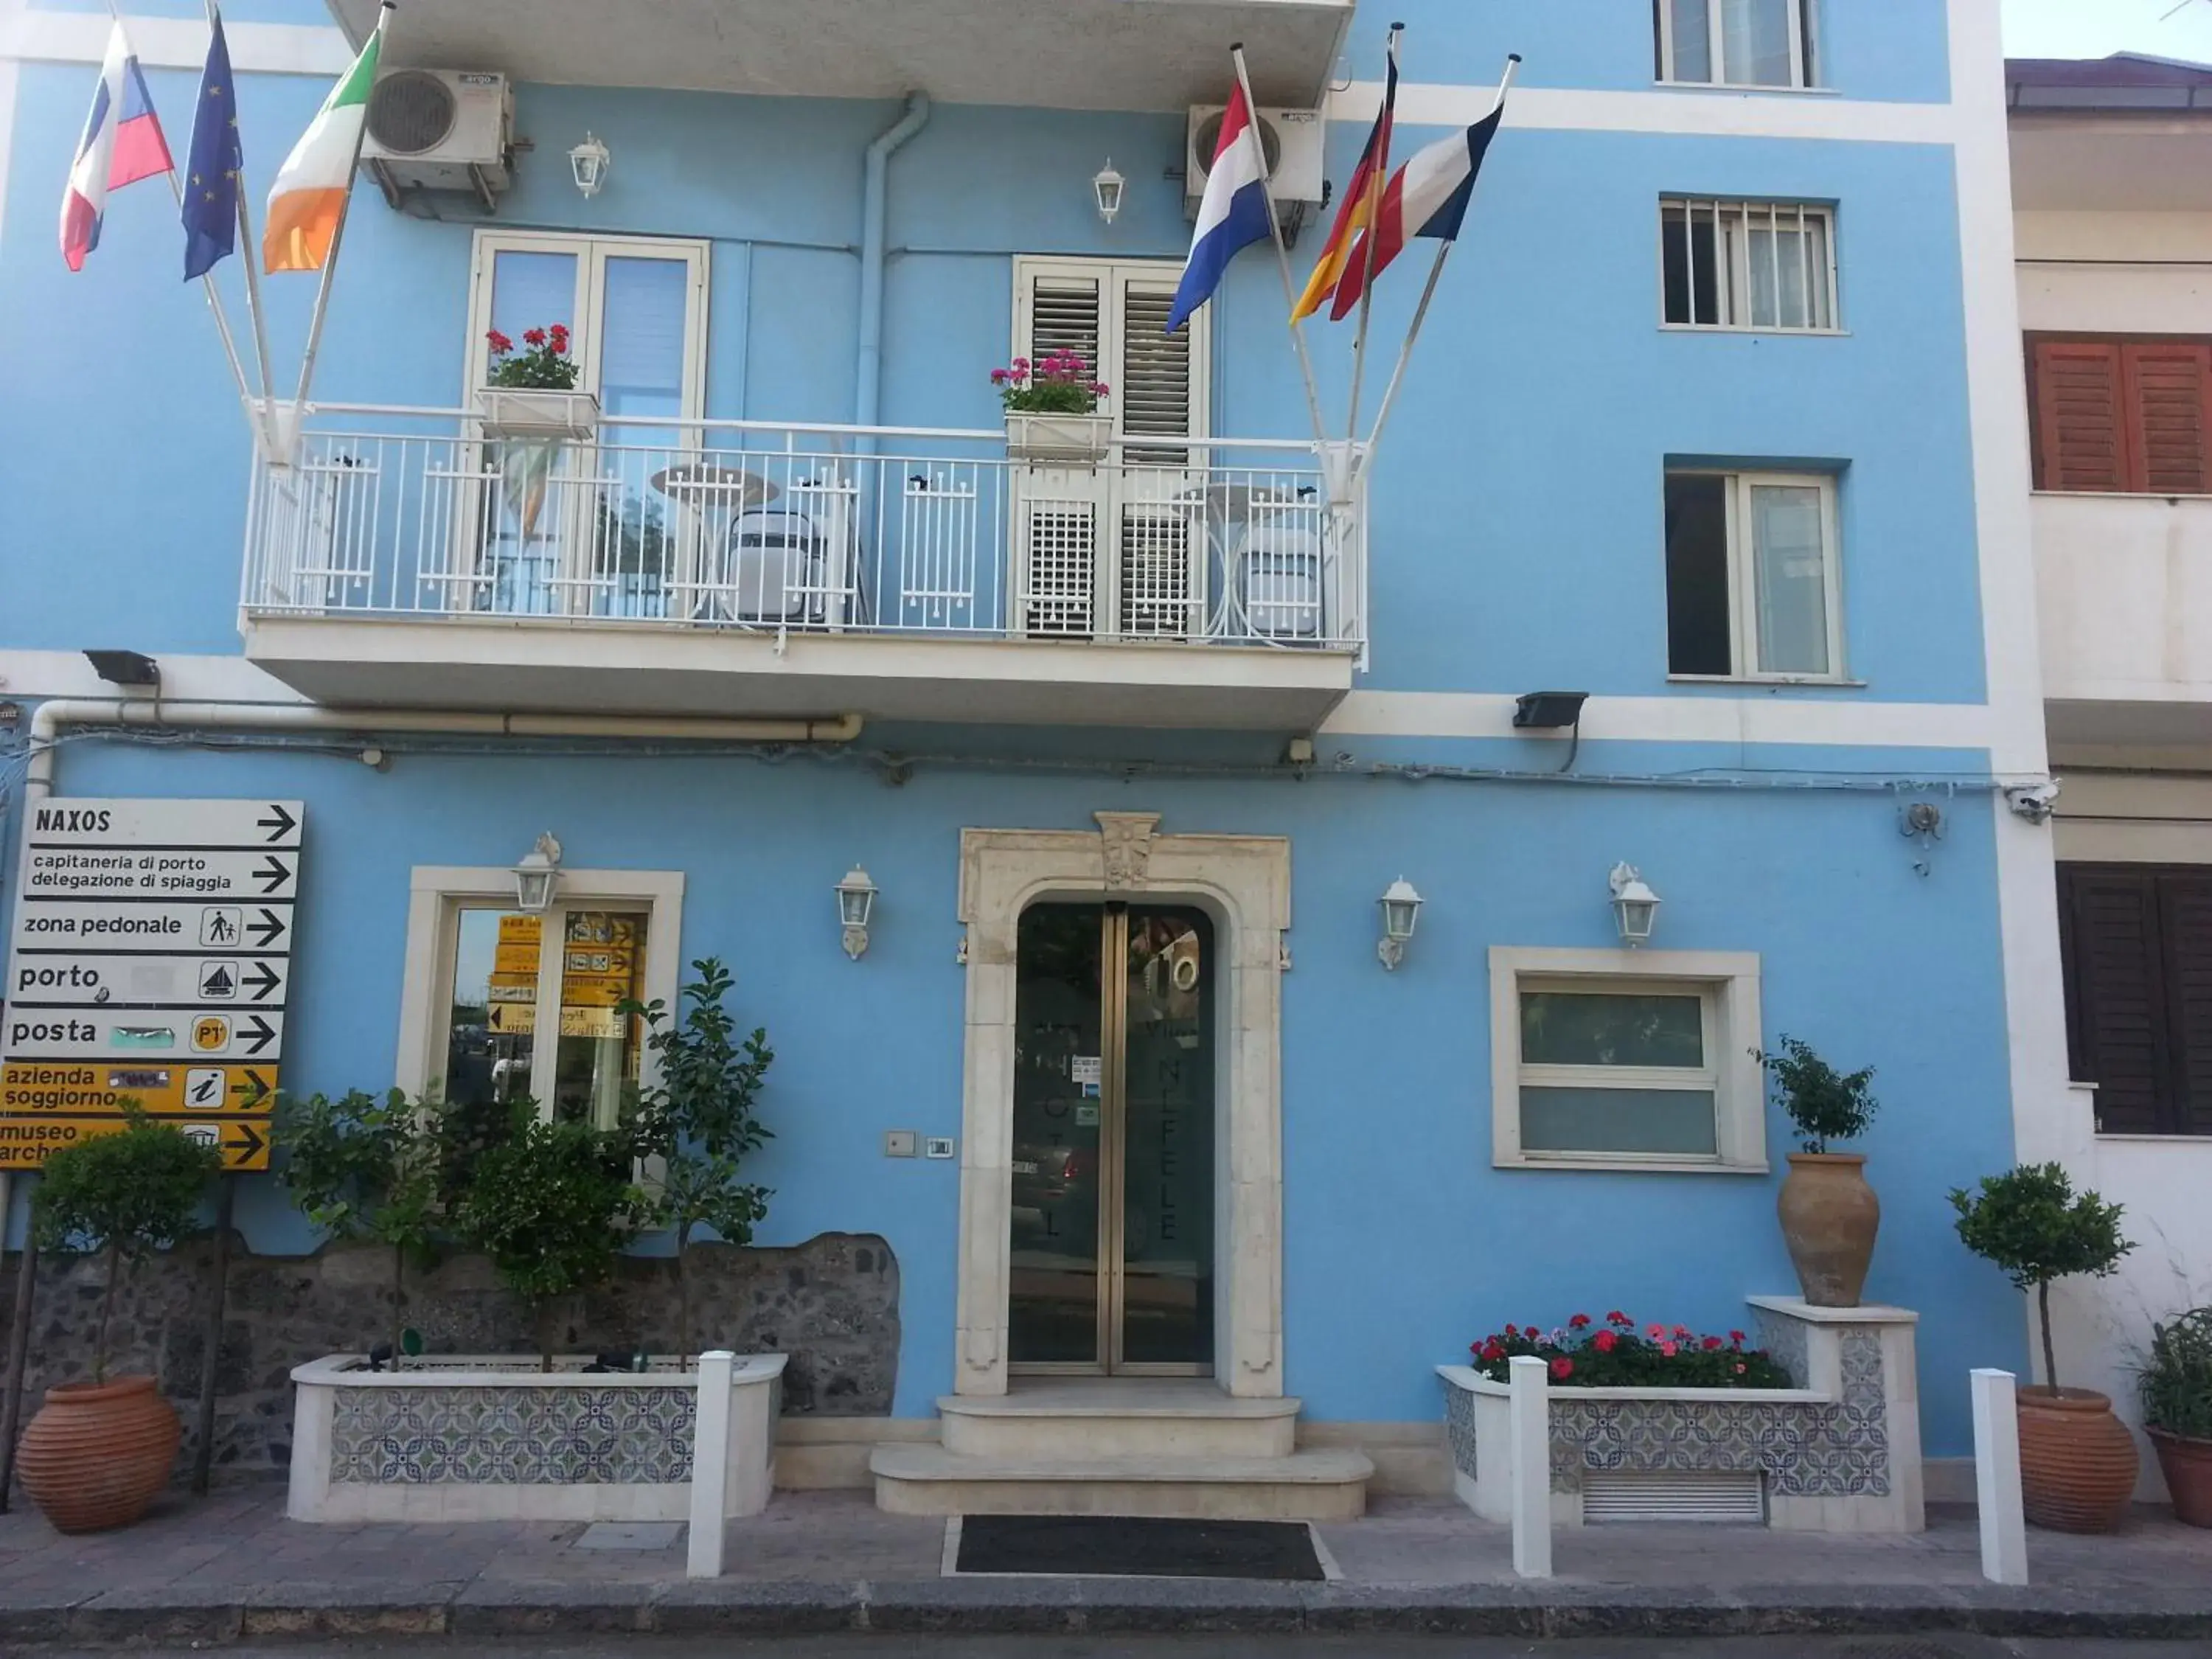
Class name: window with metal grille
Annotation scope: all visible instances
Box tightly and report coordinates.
[1655,0,1818,88]
[1662,201,1837,333]
[2027,335,2212,495]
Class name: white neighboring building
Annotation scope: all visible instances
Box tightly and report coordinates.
[2014,50,2212,1498]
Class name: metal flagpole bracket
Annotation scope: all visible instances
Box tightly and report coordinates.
[248,399,306,467]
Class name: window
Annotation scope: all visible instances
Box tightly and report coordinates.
[395,866,684,1132]
[1665,469,1843,680]
[1490,948,1766,1172]
[1663,201,1837,332]
[1657,0,1818,88]
[2028,335,2212,495]
[2058,863,2212,1136]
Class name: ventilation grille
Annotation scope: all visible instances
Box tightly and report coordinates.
[1581,1471,1764,1525]
[367,71,459,156]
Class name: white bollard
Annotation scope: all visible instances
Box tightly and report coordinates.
[1971,1367,2028,1587]
[1508,1354,1554,1580]
[687,1351,737,1580]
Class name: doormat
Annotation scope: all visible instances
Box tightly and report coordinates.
[950,1514,1328,1580]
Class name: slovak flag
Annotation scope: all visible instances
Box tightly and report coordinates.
[60,23,173,272]
[1167,79,1273,333]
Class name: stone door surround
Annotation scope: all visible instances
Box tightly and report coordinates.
[953,813,1290,1397]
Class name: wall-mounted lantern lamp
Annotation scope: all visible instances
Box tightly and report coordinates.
[1609,862,1661,947]
[1377,877,1424,971]
[513,832,563,914]
[1093,159,1126,224]
[836,865,879,960]
[569,132,611,198]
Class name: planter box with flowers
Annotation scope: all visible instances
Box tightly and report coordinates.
[995,353,1112,464]
[476,323,599,440]
[1438,1299,1925,1533]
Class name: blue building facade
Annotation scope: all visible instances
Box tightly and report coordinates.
[0,0,2050,1499]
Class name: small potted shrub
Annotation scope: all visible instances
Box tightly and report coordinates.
[453,1105,649,1370]
[17,1115,221,1532]
[1951,1162,2136,1532]
[994,352,1112,463]
[2140,1306,2212,1527]
[476,321,597,439]
[1760,1036,1879,1307]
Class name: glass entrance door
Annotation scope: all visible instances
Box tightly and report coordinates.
[1008,902,1216,1374]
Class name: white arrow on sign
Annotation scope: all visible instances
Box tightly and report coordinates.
[19,849,296,901]
[2,1009,287,1062]
[6,900,292,953]
[5,955,290,1009]
[23,799,305,849]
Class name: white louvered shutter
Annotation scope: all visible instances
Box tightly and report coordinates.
[1113,271,1204,635]
[1013,270,1106,635]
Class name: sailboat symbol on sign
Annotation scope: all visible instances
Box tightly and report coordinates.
[198,963,237,1001]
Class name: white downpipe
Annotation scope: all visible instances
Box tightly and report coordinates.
[24,700,864,801]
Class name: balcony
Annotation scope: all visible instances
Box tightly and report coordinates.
[324,0,1354,112]
[2037,491,2212,746]
[239,409,1365,731]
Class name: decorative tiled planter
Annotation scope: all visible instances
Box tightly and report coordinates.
[1005,411,1110,464]
[287,1352,785,1523]
[1438,1298,1924,1534]
[476,387,600,441]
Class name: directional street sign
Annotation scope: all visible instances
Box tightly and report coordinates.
[3,800,302,1169]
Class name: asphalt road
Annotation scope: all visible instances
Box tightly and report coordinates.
[18,1639,2212,1658]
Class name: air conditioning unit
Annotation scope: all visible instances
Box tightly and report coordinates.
[361,69,512,206]
[1186,105,1326,243]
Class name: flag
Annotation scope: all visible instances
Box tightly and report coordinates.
[1291,42,1399,322]
[182,9,242,280]
[59,24,173,272]
[1166,77,1273,334]
[1326,105,1506,321]
[263,12,383,273]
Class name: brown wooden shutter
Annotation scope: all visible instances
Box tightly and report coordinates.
[2032,339,2130,492]
[2121,342,2212,495]
[2159,874,2212,1135]
[2059,865,2167,1133]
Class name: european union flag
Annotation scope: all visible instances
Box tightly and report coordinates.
[181,10,240,280]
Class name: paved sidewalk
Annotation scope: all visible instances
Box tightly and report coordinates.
[0,1485,2208,1644]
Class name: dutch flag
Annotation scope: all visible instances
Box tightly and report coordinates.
[1168,77,1273,334]
[60,23,173,272]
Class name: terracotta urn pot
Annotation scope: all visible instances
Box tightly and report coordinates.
[2017,1387,2138,1533]
[2149,1429,2212,1528]
[16,1376,178,1534]
[1775,1152,1879,1308]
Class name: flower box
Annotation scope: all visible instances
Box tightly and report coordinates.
[1438,1298,1924,1534]
[476,387,600,442]
[286,1352,785,1523]
[1005,411,1112,465]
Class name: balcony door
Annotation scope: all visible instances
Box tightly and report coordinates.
[1008,902,1217,1374]
[459,232,709,616]
[1010,257,1211,641]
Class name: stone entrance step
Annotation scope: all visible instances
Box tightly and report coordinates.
[936,1380,1300,1460]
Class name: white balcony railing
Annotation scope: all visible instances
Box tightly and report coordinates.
[241,409,1366,658]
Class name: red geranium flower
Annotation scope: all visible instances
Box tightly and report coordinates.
[1672,1325,1693,1339]
[1660,1340,1679,1357]
[1592,1329,1618,1354]
[524,327,547,347]
[1482,1341,1506,1363]
[1568,1314,1592,1329]
[1503,1324,1518,1339]
[1703,1335,1724,1351]
[486,329,513,353]
[1646,1324,1665,1339]
[1729,1330,1746,1346]
[1549,1357,1573,1381]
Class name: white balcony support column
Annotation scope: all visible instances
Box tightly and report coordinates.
[1507,1354,1552,1580]
[687,1350,736,1579]
[1972,1367,2028,1587]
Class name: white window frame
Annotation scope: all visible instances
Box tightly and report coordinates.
[1656,0,1819,90]
[394,865,685,1127]
[1010,254,1213,453]
[1666,468,1847,684]
[463,229,712,417]
[1658,199,1840,335]
[1490,947,1766,1174]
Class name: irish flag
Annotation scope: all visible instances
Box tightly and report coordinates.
[262,6,387,274]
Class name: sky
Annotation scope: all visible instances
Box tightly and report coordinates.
[2003,0,2212,62]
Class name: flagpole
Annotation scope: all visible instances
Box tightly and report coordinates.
[1363,53,1519,475]
[206,0,282,454]
[1343,22,1403,449]
[1230,44,1330,458]
[292,0,392,414]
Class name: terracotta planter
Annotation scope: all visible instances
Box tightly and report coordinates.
[1776,1152,1879,1308]
[2017,1387,2138,1533]
[16,1375,178,1534]
[2149,1427,2212,1528]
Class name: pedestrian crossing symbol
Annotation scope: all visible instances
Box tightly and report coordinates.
[200,907,242,947]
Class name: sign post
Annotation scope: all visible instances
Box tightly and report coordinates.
[1,799,304,1172]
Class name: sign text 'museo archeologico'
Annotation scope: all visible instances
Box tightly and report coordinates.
[1,800,303,1172]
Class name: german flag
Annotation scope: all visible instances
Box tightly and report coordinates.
[1292,41,1399,323]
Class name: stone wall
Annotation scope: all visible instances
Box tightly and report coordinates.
[0,1232,899,1484]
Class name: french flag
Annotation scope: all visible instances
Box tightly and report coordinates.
[1168,77,1273,333]
[60,24,173,272]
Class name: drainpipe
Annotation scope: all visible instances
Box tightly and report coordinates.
[854,91,932,445]
[24,700,864,801]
